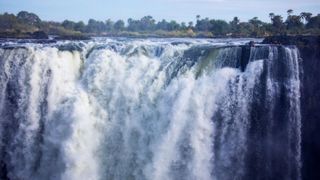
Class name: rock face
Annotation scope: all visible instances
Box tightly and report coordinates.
[31,31,48,39]
[54,34,91,40]
[264,35,320,180]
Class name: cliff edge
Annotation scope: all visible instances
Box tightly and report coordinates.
[263,35,320,180]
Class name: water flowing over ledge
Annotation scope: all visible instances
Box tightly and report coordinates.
[0,38,301,180]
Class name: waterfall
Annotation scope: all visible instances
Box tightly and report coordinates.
[0,39,301,180]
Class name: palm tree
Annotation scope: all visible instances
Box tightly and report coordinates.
[269,13,275,21]
[196,15,201,21]
[232,17,240,25]
[287,9,293,16]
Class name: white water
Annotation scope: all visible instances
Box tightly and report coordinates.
[0,38,301,180]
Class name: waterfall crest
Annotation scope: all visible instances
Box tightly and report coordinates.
[0,39,301,180]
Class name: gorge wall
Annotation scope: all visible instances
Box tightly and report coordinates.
[264,35,320,180]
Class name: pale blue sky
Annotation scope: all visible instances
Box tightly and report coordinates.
[0,0,319,23]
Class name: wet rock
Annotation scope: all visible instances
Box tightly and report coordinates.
[263,35,320,180]
[54,35,91,40]
[31,31,48,39]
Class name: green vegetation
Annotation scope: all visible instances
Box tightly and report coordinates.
[0,10,320,39]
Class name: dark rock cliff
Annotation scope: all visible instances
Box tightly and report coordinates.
[263,36,320,180]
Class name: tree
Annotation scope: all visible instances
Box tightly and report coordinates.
[180,22,187,30]
[62,20,76,30]
[156,19,169,30]
[286,15,303,33]
[270,15,286,35]
[237,22,254,36]
[127,18,140,31]
[209,19,230,35]
[269,13,275,19]
[2,9,320,38]
[74,21,85,32]
[195,17,211,31]
[114,20,125,31]
[249,17,262,26]
[231,17,240,25]
[87,19,105,33]
[17,11,41,26]
[0,13,18,29]
[306,14,320,29]
[196,15,201,21]
[105,19,114,31]
[300,12,313,24]
[167,20,180,31]
[249,17,263,36]
[140,16,155,31]
[230,17,240,34]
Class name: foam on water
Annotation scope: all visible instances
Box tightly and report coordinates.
[0,38,301,180]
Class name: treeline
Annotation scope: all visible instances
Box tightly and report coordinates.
[0,10,320,38]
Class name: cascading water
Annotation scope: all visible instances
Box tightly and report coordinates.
[0,38,301,180]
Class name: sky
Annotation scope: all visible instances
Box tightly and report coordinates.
[0,0,319,23]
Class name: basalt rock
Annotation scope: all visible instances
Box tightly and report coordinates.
[263,35,320,180]
[31,31,48,39]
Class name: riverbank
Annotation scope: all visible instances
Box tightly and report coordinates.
[0,31,232,40]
